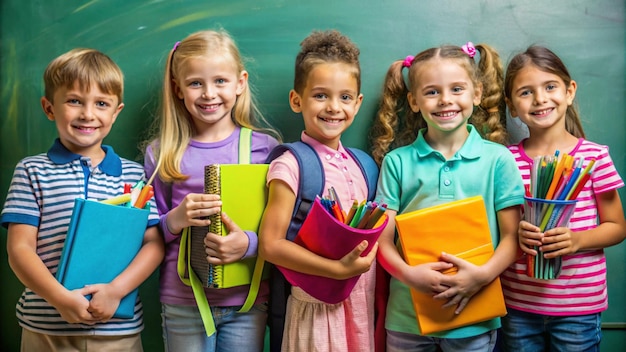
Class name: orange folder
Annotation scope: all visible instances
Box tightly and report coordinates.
[395,195,506,335]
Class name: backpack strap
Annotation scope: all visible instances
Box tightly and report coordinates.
[237,126,266,313]
[265,141,325,241]
[178,226,216,335]
[345,147,379,201]
[238,126,252,164]
[264,141,324,351]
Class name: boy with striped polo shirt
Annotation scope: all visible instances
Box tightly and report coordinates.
[1,48,164,351]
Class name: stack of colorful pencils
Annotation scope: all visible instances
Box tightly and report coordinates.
[525,152,595,279]
[319,187,387,230]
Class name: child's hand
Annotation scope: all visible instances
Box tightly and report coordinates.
[54,286,100,324]
[167,193,222,234]
[538,226,579,259]
[518,220,543,256]
[204,212,248,265]
[404,261,453,295]
[336,240,379,279]
[86,283,123,322]
[435,252,489,314]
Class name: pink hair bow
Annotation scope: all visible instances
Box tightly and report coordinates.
[402,55,414,68]
[461,42,476,58]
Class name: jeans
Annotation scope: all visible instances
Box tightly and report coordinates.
[500,308,601,352]
[387,329,497,352]
[162,303,267,352]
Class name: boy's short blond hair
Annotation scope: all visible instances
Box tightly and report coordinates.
[43,48,124,103]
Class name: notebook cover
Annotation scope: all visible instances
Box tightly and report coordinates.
[277,197,388,304]
[190,164,270,288]
[56,199,149,319]
[395,195,506,334]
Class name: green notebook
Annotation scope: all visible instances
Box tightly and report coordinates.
[189,163,270,288]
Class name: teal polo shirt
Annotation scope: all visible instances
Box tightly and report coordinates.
[376,125,524,338]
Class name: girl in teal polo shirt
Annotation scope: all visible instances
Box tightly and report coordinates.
[370,43,525,352]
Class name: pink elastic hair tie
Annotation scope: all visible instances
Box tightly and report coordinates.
[402,55,414,68]
[461,42,476,58]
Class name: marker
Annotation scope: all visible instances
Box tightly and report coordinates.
[328,186,343,212]
[344,200,359,225]
[100,193,132,205]
[365,205,387,229]
[129,181,144,207]
[349,201,366,228]
[330,202,345,223]
[134,185,154,209]
[356,202,375,229]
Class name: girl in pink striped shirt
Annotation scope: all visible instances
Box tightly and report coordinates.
[501,45,626,352]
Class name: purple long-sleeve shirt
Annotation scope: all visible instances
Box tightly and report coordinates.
[145,127,278,307]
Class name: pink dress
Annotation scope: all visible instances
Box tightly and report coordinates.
[267,132,376,351]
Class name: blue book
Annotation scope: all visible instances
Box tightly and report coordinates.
[56,198,149,319]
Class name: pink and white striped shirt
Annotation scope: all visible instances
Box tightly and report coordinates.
[501,138,624,316]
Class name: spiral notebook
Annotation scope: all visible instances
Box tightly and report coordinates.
[188,163,270,288]
[56,198,149,319]
[395,196,506,334]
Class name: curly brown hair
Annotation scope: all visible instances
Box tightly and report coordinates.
[370,44,508,166]
[293,30,361,95]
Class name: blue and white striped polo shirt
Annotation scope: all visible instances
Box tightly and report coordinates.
[1,139,159,336]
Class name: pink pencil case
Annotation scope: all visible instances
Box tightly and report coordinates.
[278,198,388,304]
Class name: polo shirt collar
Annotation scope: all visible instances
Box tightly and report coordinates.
[47,138,122,176]
[413,125,483,160]
[301,131,349,158]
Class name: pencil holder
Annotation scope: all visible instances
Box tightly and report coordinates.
[278,197,388,304]
[523,196,577,279]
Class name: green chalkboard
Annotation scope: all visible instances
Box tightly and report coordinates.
[1,1,624,351]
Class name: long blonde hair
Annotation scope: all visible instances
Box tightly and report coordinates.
[149,29,279,183]
[370,44,508,165]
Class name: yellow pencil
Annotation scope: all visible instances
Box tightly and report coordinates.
[100,193,131,205]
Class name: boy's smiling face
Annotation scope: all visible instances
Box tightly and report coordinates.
[289,62,363,150]
[41,81,123,163]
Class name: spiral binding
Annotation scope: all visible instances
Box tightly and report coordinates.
[206,164,222,287]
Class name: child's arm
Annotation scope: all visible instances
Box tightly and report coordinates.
[7,223,100,324]
[87,225,164,321]
[435,205,521,314]
[259,179,377,280]
[522,190,626,258]
[376,209,454,295]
